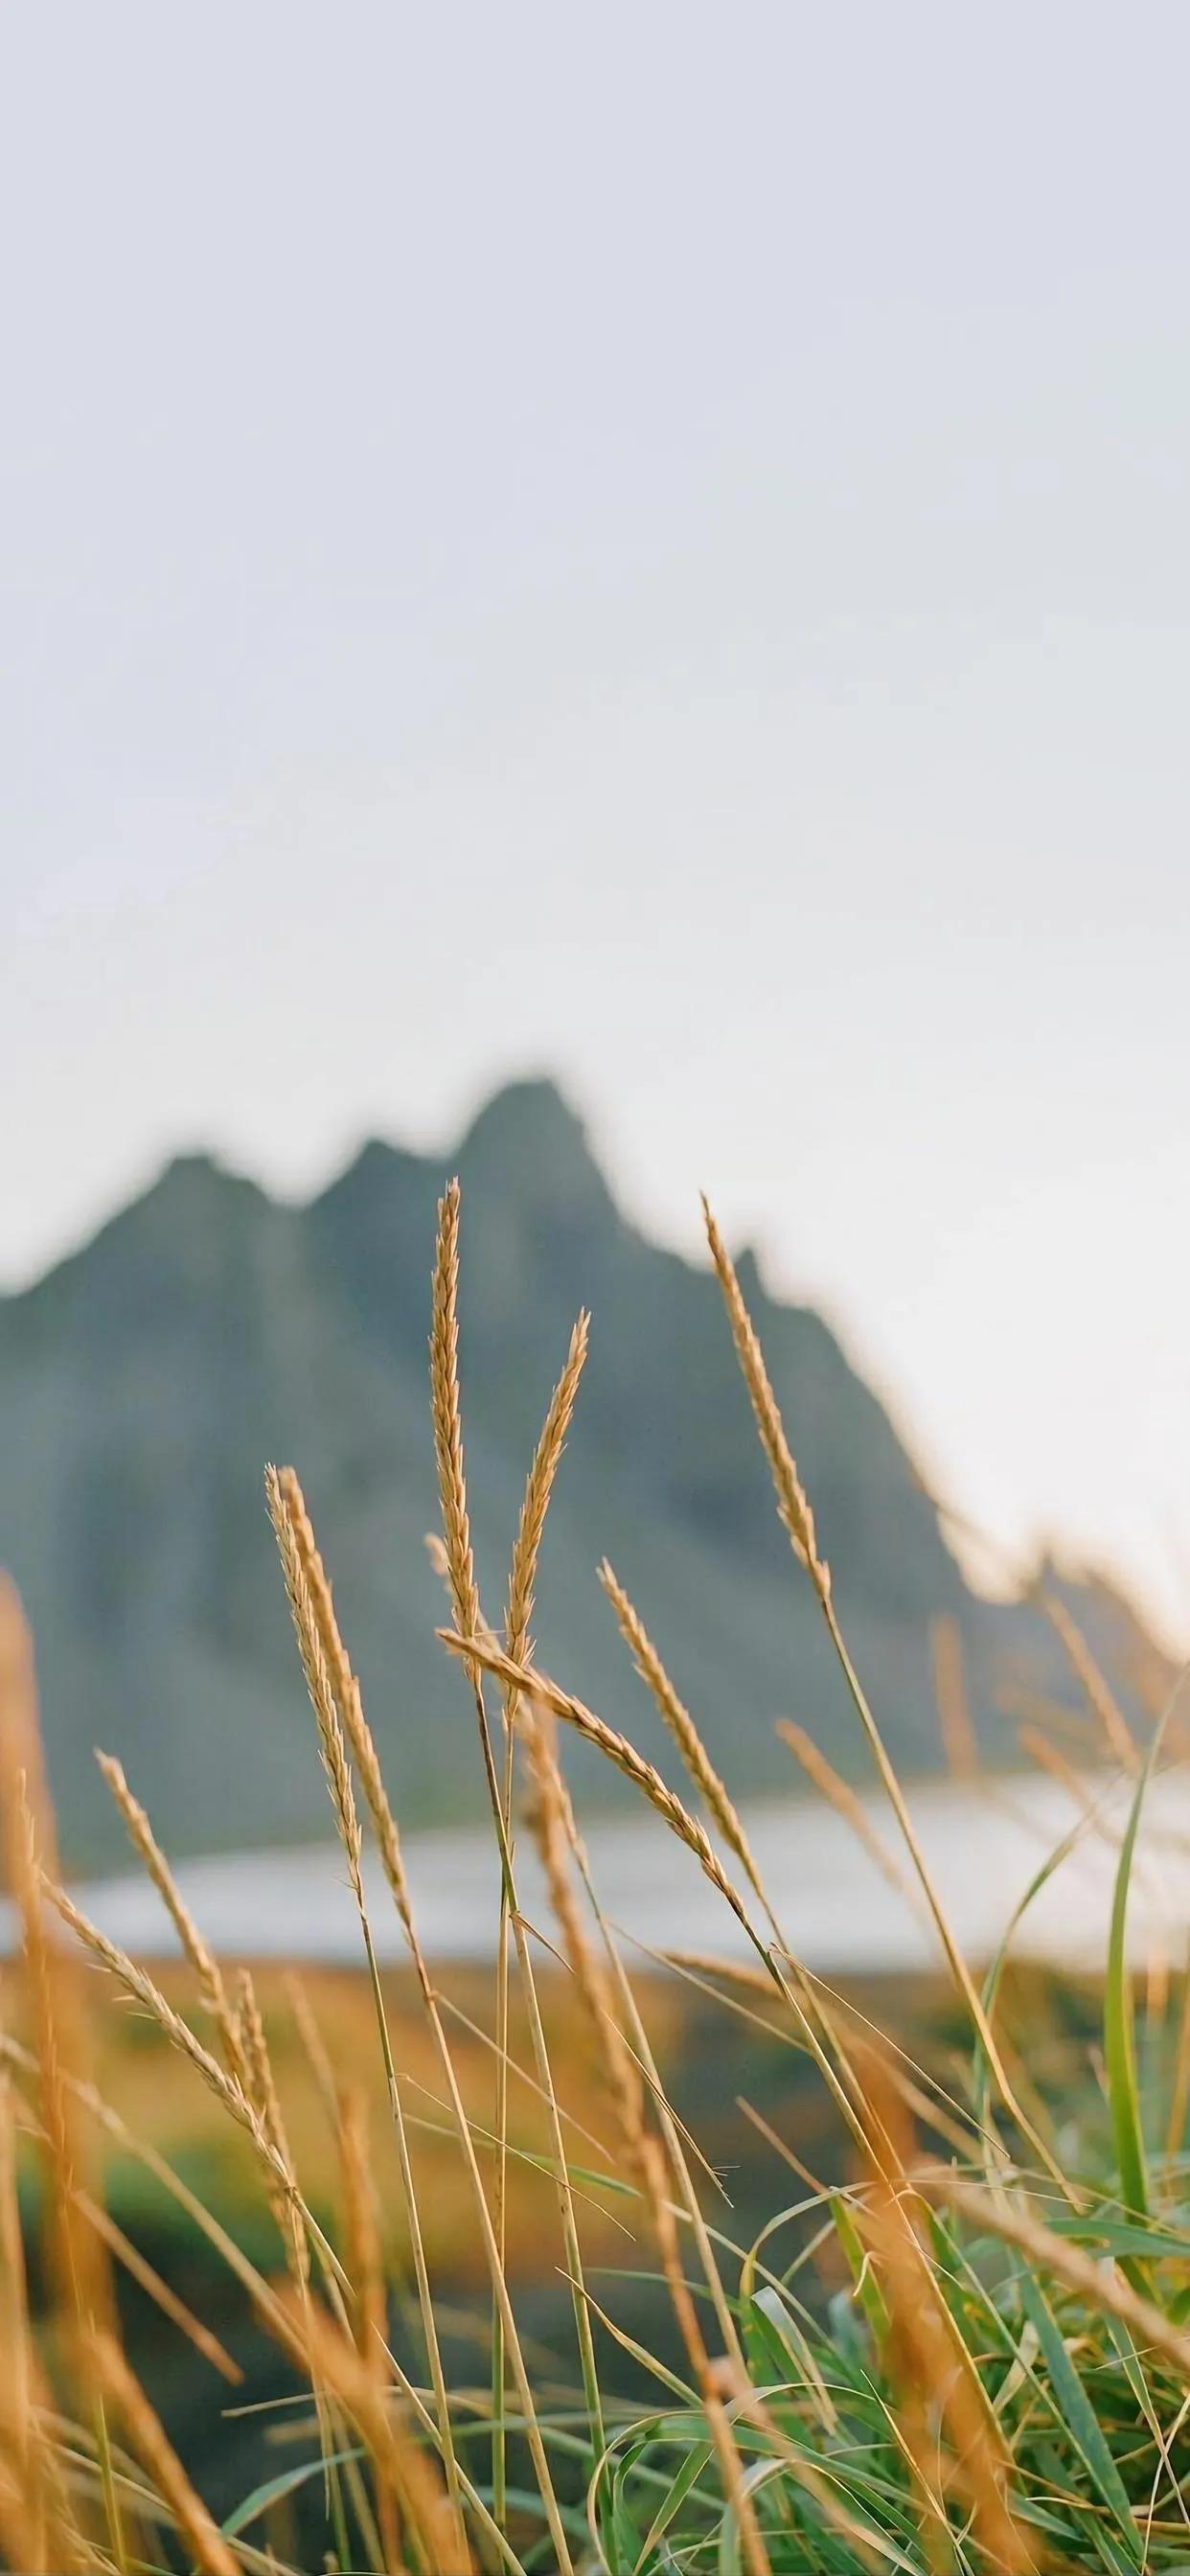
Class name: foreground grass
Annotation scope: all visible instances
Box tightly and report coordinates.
[0,1178,1187,2575]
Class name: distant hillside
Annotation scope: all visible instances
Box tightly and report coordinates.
[0,1079,1164,1868]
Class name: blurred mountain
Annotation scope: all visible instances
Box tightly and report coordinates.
[0,1078,1166,1869]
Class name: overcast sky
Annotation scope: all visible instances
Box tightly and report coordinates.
[4,3,1190,1643]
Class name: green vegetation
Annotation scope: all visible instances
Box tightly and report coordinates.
[1,1170,1186,2576]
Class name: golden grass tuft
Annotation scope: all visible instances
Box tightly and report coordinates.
[700,1197,830,1598]
[95,1749,243,2076]
[41,1872,287,2185]
[431,1177,481,1646]
[265,1465,364,1901]
[599,1557,767,1906]
[441,1627,761,1944]
[508,1311,589,1669]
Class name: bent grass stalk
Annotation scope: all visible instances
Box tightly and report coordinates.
[430,1193,605,2510]
[337,2086,402,2575]
[597,1558,919,2185]
[495,1307,590,2525]
[235,1966,362,2567]
[0,2035,530,2576]
[0,1585,126,2574]
[95,1749,244,2080]
[599,1558,768,1919]
[441,1629,897,2180]
[266,1463,469,2564]
[90,2333,240,2576]
[441,1631,759,1944]
[701,1196,1069,2193]
[270,1455,576,2576]
[776,1718,925,1912]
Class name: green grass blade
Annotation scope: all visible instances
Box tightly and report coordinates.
[973,1803,1097,2137]
[1104,1726,1168,2220]
[632,2442,714,2572]
[1018,2270,1140,2562]
[831,2191,889,2341]
[219,2446,364,2537]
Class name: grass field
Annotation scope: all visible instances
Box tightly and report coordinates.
[1,1177,1187,2576]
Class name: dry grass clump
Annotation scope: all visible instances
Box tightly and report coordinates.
[0,1177,1187,2576]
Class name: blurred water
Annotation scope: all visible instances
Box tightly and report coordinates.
[9,1768,1190,1974]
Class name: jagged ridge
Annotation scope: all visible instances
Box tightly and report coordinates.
[0,1079,1162,1867]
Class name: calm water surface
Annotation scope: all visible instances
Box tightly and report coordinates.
[14,1768,1190,1973]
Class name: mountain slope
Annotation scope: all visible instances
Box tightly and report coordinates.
[0,1080,1158,1868]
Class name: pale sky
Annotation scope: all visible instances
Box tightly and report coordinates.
[4,3,1190,1644]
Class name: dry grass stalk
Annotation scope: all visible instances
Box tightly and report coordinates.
[337,2084,403,2572]
[237,1968,309,2287]
[634,2130,771,2576]
[275,1466,422,1966]
[235,1969,293,2178]
[0,2445,51,2576]
[265,1466,364,1903]
[700,1199,830,1598]
[267,1482,477,2558]
[239,1967,359,2558]
[857,2073,1031,2575]
[338,2087,388,2365]
[472,1599,851,2374]
[283,1970,342,2131]
[273,1468,358,1749]
[0,2023,415,2576]
[0,2071,87,2574]
[1016,1720,1100,1817]
[0,1593,127,2570]
[663,1947,780,2002]
[0,1585,113,2353]
[1038,1588,1137,1773]
[696,1239,1065,2183]
[525,1758,757,2372]
[493,1310,591,2518]
[95,1749,244,2079]
[508,1313,589,1670]
[426,1188,593,2474]
[77,2190,242,2385]
[41,1873,282,2180]
[522,1709,645,2156]
[281,2287,471,2576]
[266,1471,564,2566]
[0,2447,36,2576]
[431,1178,482,1646]
[0,2073,35,2545]
[922,2161,1190,2380]
[515,1669,759,2386]
[91,2333,240,2576]
[0,2028,309,2380]
[600,1559,767,1910]
[427,1211,613,2498]
[776,1720,923,1910]
[930,1614,978,1779]
[442,1631,760,1944]
[0,2402,85,2576]
[236,1975,384,2576]
[360,1812,580,2566]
